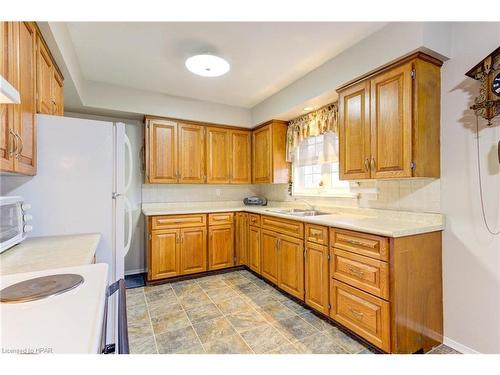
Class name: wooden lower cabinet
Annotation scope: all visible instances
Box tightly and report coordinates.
[235,212,248,266]
[305,242,329,315]
[150,229,180,280]
[277,234,304,300]
[330,280,391,352]
[208,224,234,270]
[180,227,207,275]
[261,230,279,284]
[248,225,261,274]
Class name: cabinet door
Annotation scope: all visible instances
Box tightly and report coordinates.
[278,234,304,300]
[230,130,251,184]
[261,230,279,284]
[178,123,205,183]
[0,22,15,172]
[252,124,272,183]
[235,212,248,266]
[150,229,180,280]
[15,21,36,175]
[370,63,413,179]
[208,225,234,270]
[248,226,261,274]
[51,68,63,116]
[338,80,371,180]
[206,126,230,184]
[36,35,53,115]
[146,119,178,183]
[305,242,329,314]
[180,226,207,275]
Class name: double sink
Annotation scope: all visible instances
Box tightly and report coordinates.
[265,208,330,217]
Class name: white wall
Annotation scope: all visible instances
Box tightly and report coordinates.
[440,22,500,354]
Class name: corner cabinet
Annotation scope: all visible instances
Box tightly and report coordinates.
[338,53,442,180]
[252,120,289,184]
[1,21,64,175]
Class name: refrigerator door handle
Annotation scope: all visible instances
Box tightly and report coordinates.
[123,196,133,256]
[124,133,133,194]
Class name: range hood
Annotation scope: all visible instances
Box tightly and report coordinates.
[0,75,20,104]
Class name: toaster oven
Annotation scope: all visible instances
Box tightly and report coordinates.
[0,196,32,253]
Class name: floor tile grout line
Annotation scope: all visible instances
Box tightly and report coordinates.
[141,288,160,354]
[223,273,303,352]
[172,284,207,354]
[199,277,257,354]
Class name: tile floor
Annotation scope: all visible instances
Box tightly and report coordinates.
[126,269,459,354]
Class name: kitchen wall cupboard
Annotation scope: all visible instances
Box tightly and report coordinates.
[146,211,443,353]
[337,52,442,180]
[145,116,251,185]
[252,120,289,184]
[208,213,234,270]
[1,21,63,175]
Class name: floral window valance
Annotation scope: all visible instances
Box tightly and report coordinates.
[286,101,339,162]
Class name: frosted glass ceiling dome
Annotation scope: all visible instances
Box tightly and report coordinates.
[185,54,230,77]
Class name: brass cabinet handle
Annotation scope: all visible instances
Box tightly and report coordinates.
[346,239,365,247]
[364,158,370,172]
[16,131,23,158]
[370,157,376,172]
[9,129,18,156]
[349,307,364,320]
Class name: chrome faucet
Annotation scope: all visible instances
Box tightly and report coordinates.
[294,198,315,210]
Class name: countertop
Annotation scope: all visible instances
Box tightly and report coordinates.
[0,233,101,276]
[0,263,108,354]
[142,202,444,238]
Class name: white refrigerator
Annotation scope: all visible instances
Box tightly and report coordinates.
[3,114,133,344]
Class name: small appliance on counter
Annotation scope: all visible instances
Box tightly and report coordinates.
[243,196,267,206]
[0,196,32,253]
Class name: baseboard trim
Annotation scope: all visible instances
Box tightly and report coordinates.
[443,336,480,354]
[125,268,146,276]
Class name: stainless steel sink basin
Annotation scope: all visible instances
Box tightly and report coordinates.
[265,208,330,217]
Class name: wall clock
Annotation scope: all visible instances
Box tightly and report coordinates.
[466,46,500,126]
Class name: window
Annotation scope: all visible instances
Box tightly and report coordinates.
[292,133,352,197]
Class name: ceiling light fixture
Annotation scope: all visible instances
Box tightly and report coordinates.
[303,106,314,112]
[185,54,230,77]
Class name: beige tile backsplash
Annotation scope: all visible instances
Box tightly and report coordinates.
[143,178,440,214]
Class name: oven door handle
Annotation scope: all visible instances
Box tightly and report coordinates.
[106,279,129,354]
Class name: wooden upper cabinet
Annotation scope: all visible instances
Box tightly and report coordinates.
[51,68,64,116]
[1,22,16,172]
[146,118,178,183]
[206,126,230,184]
[338,80,371,180]
[36,30,63,116]
[16,22,36,175]
[370,62,413,179]
[229,129,251,184]
[252,120,289,184]
[36,34,53,115]
[337,53,442,180]
[178,122,205,183]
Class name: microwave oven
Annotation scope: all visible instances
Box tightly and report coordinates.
[0,196,32,253]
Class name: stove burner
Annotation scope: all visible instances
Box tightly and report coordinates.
[0,274,84,304]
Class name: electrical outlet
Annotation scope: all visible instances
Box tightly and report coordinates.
[216,189,221,197]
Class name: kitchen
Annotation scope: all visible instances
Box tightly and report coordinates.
[1,1,500,373]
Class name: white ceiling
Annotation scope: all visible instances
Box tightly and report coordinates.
[66,22,385,108]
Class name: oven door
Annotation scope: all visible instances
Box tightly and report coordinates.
[101,279,129,354]
[0,197,24,253]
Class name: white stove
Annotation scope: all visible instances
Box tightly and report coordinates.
[0,263,108,354]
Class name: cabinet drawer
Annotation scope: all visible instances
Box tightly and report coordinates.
[248,213,260,227]
[330,228,389,261]
[330,280,390,352]
[305,224,328,246]
[331,248,389,300]
[152,214,207,229]
[208,212,234,226]
[261,215,304,239]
